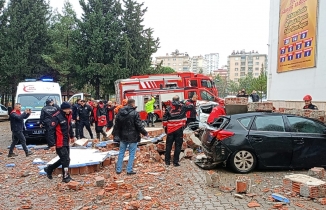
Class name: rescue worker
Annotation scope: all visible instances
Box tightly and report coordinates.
[145,96,156,127]
[303,95,318,110]
[163,95,194,167]
[114,99,128,114]
[77,100,93,139]
[185,94,198,125]
[44,102,74,183]
[250,90,260,102]
[72,99,81,139]
[8,103,34,157]
[207,99,226,124]
[92,100,108,141]
[40,99,58,146]
[106,101,116,132]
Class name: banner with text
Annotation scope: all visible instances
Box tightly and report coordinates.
[277,0,318,73]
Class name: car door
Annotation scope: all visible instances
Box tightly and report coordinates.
[248,115,292,168]
[286,116,326,168]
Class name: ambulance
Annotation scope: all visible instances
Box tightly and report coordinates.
[15,79,62,139]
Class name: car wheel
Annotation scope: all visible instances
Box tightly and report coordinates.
[153,114,159,122]
[229,150,257,173]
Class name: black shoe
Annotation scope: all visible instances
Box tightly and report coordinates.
[116,171,121,175]
[8,153,18,157]
[173,163,181,167]
[127,171,137,175]
[44,167,53,180]
[62,175,73,183]
[26,151,34,157]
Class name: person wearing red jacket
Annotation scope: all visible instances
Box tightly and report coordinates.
[106,101,116,132]
[44,102,74,183]
[163,96,194,167]
[185,94,198,125]
[91,101,108,141]
[207,99,226,124]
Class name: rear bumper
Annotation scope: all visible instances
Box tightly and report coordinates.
[202,140,231,163]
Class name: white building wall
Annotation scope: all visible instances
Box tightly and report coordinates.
[205,53,220,74]
[268,0,326,103]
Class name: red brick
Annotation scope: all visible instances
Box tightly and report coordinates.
[102,158,111,167]
[97,189,105,200]
[67,181,82,190]
[95,176,105,187]
[70,168,80,175]
[79,166,88,175]
[122,193,131,199]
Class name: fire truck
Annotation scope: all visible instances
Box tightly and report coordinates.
[130,72,217,96]
[121,87,219,122]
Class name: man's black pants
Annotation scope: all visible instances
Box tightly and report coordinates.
[186,118,196,126]
[79,120,93,139]
[48,146,70,177]
[9,131,28,155]
[165,128,183,164]
[147,112,154,126]
[75,121,81,139]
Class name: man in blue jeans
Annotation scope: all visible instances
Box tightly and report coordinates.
[112,99,149,175]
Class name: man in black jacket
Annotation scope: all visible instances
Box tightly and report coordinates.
[163,96,193,167]
[44,102,74,183]
[77,100,93,139]
[112,99,149,175]
[40,99,58,143]
[8,103,34,157]
[72,99,81,139]
[250,90,260,102]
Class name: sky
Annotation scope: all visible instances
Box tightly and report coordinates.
[50,0,270,67]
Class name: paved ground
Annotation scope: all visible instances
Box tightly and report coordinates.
[0,120,325,209]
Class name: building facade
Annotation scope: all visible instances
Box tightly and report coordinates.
[155,50,191,72]
[204,53,219,74]
[227,50,267,81]
[190,55,208,74]
[211,69,228,80]
[268,0,326,110]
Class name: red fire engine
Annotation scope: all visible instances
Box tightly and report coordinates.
[122,87,219,122]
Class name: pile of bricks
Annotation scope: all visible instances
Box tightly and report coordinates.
[236,176,251,193]
[283,174,326,198]
[247,102,273,112]
[282,108,326,122]
[225,97,248,105]
[308,167,325,179]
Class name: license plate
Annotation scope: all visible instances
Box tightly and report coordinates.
[33,130,44,134]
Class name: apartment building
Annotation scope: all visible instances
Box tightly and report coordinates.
[190,55,208,74]
[211,68,228,80]
[205,53,219,74]
[155,50,191,72]
[227,50,267,81]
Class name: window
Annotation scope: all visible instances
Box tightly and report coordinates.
[0,105,7,111]
[240,72,245,76]
[183,67,188,70]
[234,78,239,82]
[255,62,260,65]
[252,116,285,132]
[235,62,239,65]
[173,58,176,61]
[248,67,253,72]
[235,73,238,76]
[190,80,198,87]
[188,91,197,99]
[235,57,239,60]
[18,94,61,111]
[238,117,252,129]
[287,116,326,134]
[241,62,246,66]
[168,63,170,66]
[200,91,215,101]
[240,67,245,71]
[173,63,176,66]
[255,67,259,71]
[256,56,259,60]
[255,73,259,76]
[235,68,239,71]
[179,63,182,65]
[201,80,212,88]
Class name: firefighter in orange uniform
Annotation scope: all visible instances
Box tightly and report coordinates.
[114,99,128,114]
